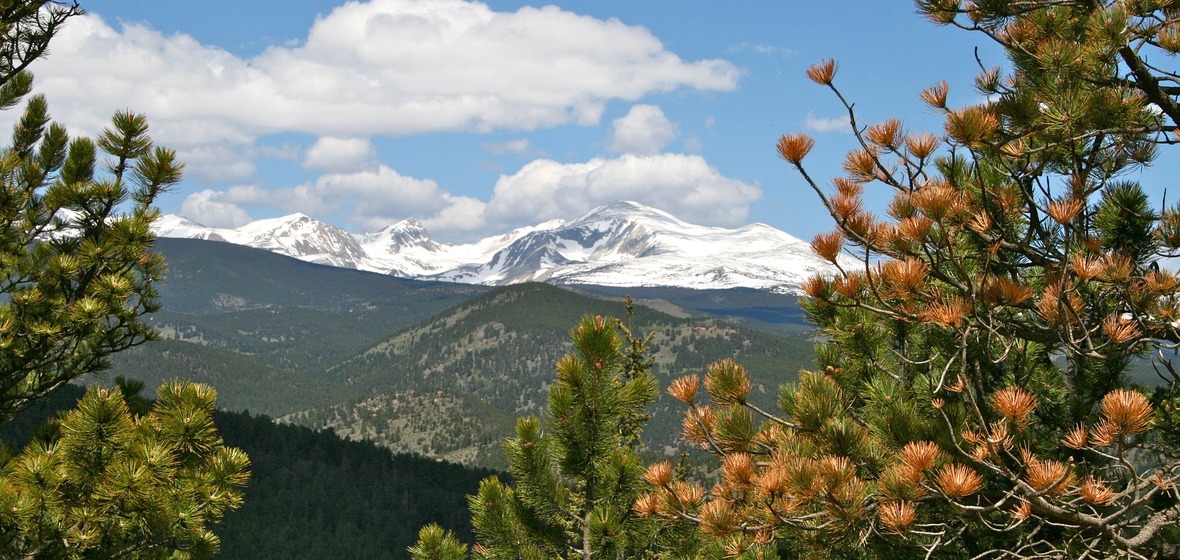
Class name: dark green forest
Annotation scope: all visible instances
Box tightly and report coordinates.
[1,385,493,560]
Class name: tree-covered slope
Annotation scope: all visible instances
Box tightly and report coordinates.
[105,339,338,415]
[214,410,490,560]
[107,239,490,415]
[286,282,813,468]
[152,237,489,314]
[0,384,492,560]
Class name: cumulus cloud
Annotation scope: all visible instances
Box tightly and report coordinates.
[485,153,761,231]
[188,165,459,231]
[304,137,377,172]
[181,164,492,236]
[179,153,760,242]
[29,2,738,181]
[173,142,257,183]
[418,196,489,237]
[180,190,254,228]
[280,165,448,217]
[804,112,852,133]
[31,3,754,242]
[608,104,678,155]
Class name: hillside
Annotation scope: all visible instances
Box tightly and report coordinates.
[284,282,813,468]
[151,237,488,314]
[107,238,489,415]
[572,284,812,335]
[0,384,493,560]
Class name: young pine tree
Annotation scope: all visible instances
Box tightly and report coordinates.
[0,3,180,422]
[644,2,1180,558]
[0,2,250,556]
[412,314,662,560]
[0,381,250,558]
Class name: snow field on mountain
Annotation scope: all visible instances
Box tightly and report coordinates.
[153,201,847,293]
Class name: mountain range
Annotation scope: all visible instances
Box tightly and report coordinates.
[104,238,814,469]
[153,200,839,293]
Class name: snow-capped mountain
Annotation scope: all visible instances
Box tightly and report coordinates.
[154,213,370,269]
[356,217,564,278]
[152,201,841,293]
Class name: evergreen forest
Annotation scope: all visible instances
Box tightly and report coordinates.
[3,1,1180,559]
[1,385,490,560]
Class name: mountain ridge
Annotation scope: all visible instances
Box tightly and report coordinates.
[154,201,842,293]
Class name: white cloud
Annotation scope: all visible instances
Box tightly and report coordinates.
[281,165,448,217]
[189,165,451,232]
[179,153,760,243]
[304,137,377,172]
[28,4,739,182]
[219,184,274,205]
[485,153,761,231]
[115,117,260,183]
[803,112,852,133]
[180,190,253,228]
[419,196,488,236]
[28,4,750,241]
[608,104,678,155]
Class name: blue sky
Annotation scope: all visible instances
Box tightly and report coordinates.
[42,1,1012,243]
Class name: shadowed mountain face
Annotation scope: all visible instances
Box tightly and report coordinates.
[155,200,847,292]
[109,238,490,415]
[150,237,488,313]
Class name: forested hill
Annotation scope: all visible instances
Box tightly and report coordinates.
[106,238,491,416]
[286,282,813,467]
[0,384,492,560]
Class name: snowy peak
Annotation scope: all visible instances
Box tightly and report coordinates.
[236,214,369,269]
[153,201,840,293]
[427,200,827,290]
[153,214,232,242]
[153,213,369,270]
[361,218,442,254]
[427,202,670,285]
[569,200,684,227]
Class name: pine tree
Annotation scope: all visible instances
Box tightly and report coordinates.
[643,2,1180,558]
[412,314,662,560]
[0,381,250,558]
[0,1,179,422]
[0,2,250,557]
